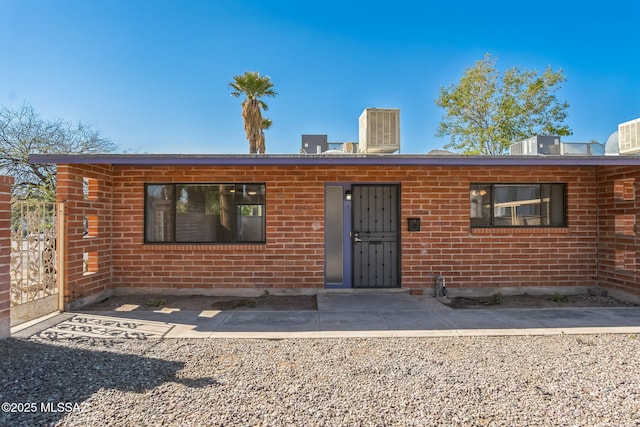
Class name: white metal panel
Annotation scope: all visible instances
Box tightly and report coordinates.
[619,117,640,154]
[358,108,400,153]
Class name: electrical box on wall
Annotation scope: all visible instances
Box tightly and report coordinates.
[408,218,420,232]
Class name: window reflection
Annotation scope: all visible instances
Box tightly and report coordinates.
[470,184,566,228]
[145,184,266,243]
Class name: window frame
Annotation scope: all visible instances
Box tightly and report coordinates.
[144,183,267,244]
[470,183,567,228]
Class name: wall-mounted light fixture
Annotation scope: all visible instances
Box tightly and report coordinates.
[345,190,352,201]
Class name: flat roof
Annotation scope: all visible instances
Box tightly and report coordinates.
[28,153,640,167]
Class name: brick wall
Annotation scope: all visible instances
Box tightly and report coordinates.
[56,164,602,302]
[401,166,597,294]
[0,176,13,338]
[101,165,597,295]
[56,164,113,308]
[597,166,640,301]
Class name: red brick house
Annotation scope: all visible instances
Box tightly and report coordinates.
[29,153,640,309]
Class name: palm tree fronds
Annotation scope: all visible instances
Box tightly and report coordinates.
[229,71,276,153]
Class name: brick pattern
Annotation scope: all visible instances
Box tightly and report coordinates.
[57,164,603,300]
[56,164,113,307]
[597,166,639,296]
[401,166,597,290]
[0,175,14,338]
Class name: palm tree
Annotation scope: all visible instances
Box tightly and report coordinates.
[229,71,276,153]
[257,118,272,154]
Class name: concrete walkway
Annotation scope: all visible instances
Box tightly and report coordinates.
[12,293,640,340]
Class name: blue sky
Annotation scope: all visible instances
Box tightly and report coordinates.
[1,0,638,154]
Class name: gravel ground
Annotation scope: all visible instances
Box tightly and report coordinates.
[1,335,639,426]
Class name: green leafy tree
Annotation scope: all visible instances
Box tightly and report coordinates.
[435,54,571,154]
[0,104,116,200]
[229,71,277,154]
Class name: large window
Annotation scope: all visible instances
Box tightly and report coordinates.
[470,184,566,228]
[145,184,266,243]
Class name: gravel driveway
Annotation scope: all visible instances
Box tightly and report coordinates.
[1,335,639,426]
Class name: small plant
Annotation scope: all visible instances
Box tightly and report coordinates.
[552,293,569,304]
[146,297,167,307]
[487,293,503,306]
[235,299,257,308]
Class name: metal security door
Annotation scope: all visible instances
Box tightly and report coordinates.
[352,185,399,288]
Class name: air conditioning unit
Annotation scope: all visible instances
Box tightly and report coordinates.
[510,140,525,155]
[510,136,561,155]
[358,108,400,154]
[618,118,640,154]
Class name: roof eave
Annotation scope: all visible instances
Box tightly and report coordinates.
[27,153,640,167]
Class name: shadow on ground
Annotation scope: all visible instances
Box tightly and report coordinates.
[0,338,216,426]
[84,294,318,312]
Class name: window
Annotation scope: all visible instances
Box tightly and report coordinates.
[145,184,266,243]
[470,184,566,228]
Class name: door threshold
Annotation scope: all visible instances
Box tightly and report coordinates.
[319,288,409,294]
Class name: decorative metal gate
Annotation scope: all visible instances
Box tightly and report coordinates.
[352,185,399,288]
[10,200,61,326]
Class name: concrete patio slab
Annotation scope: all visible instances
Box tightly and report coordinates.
[380,311,456,331]
[318,311,389,332]
[213,311,320,334]
[12,294,640,340]
[26,313,173,340]
[317,293,429,312]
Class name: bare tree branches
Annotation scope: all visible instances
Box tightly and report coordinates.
[0,104,116,200]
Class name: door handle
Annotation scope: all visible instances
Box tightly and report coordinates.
[352,232,362,242]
